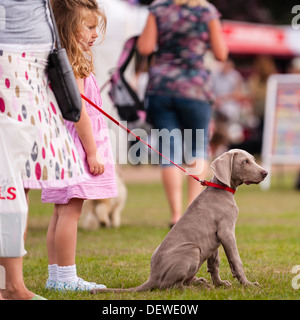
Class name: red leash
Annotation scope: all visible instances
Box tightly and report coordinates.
[81,94,235,195]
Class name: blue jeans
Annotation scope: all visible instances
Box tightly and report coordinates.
[146,95,211,166]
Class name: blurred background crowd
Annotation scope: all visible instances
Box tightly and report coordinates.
[92,0,300,162]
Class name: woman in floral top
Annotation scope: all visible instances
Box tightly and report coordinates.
[138,0,227,226]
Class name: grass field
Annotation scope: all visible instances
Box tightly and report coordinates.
[24,168,300,300]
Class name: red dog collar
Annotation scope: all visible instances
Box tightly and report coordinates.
[200,180,236,194]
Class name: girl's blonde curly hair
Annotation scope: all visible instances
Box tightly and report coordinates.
[50,0,106,78]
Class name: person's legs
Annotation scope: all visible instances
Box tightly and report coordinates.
[186,159,209,205]
[174,97,212,206]
[0,257,34,300]
[46,198,106,290]
[48,198,83,269]
[46,198,83,287]
[161,166,183,226]
[147,95,183,225]
[0,189,35,300]
[47,204,59,266]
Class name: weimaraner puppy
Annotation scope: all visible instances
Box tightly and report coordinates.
[91,149,268,293]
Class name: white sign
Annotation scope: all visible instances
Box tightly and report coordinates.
[261,74,300,190]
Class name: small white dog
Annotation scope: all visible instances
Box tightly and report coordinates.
[79,171,127,230]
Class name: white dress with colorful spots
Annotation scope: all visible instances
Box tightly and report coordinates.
[0,50,84,189]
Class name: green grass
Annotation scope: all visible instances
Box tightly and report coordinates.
[24,170,300,300]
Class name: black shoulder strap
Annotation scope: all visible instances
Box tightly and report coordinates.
[48,0,62,50]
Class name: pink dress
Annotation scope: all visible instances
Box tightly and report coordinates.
[42,74,118,204]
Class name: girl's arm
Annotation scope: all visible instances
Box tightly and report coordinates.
[74,77,104,175]
[208,18,228,62]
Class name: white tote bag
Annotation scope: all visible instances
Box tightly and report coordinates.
[0,115,37,257]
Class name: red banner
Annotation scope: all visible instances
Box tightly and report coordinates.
[222,21,300,56]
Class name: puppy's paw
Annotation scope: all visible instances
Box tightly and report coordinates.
[242,280,260,287]
[193,277,213,290]
[215,279,232,287]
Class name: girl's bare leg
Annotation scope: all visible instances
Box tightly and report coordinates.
[0,189,35,300]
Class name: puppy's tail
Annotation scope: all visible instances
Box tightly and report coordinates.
[90,279,154,294]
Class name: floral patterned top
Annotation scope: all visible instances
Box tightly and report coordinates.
[146,0,220,101]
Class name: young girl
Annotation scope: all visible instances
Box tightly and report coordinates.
[42,0,118,291]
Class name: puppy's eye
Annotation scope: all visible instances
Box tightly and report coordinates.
[242,159,249,164]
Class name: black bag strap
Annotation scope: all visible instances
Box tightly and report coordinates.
[48,0,62,50]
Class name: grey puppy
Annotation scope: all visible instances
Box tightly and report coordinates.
[91,149,268,293]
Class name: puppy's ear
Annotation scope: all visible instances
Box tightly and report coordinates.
[210,151,234,187]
